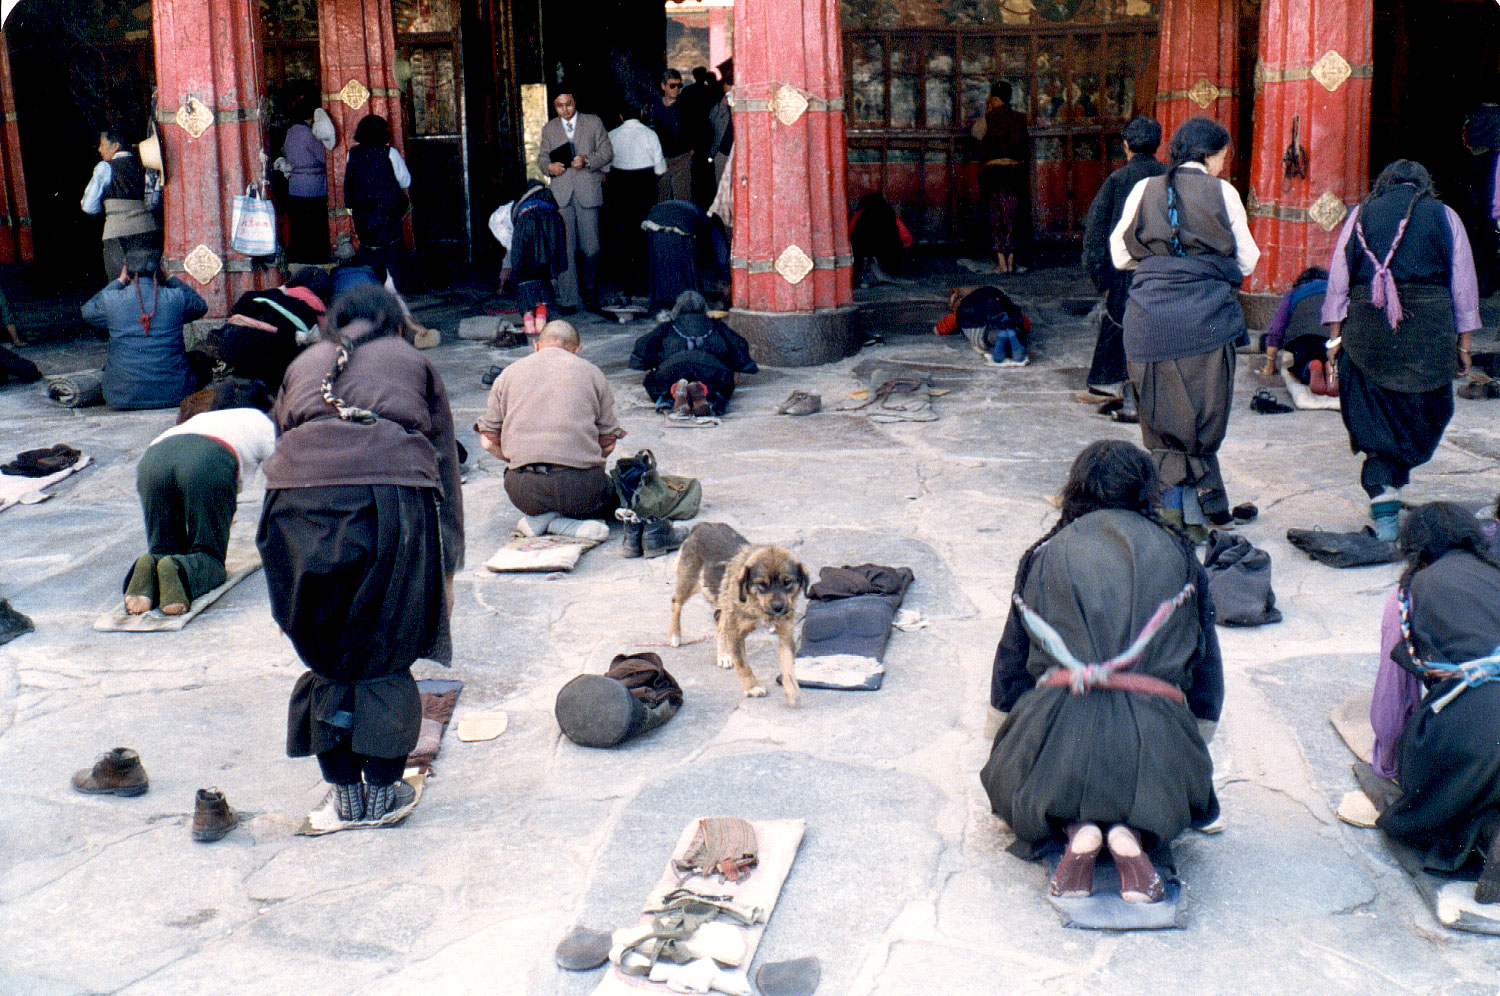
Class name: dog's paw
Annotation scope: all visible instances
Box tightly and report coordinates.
[669,633,681,648]
[783,690,801,708]
[715,652,735,670]
[744,684,767,698]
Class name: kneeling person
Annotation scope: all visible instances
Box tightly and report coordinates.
[476,320,625,538]
[126,377,275,615]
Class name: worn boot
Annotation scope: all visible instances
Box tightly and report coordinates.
[616,508,644,558]
[641,516,689,559]
[333,781,365,822]
[364,780,416,820]
[191,788,239,842]
[71,747,149,796]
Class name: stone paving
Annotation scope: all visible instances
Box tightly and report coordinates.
[2,268,1500,995]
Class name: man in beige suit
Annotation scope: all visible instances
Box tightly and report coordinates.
[536,93,613,311]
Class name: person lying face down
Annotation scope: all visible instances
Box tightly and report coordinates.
[124,376,276,616]
[627,290,758,416]
[475,320,626,537]
[981,439,1224,905]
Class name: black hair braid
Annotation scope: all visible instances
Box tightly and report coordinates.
[1396,502,1500,593]
[1354,159,1438,252]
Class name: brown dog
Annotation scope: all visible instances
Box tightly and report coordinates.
[669,522,809,706]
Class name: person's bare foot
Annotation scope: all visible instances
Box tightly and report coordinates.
[125,595,152,615]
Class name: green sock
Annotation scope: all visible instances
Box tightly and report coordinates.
[126,554,157,602]
[156,556,189,609]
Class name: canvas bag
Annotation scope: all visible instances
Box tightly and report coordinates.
[610,449,702,521]
[231,183,277,256]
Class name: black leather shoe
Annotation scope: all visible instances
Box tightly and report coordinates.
[641,516,688,558]
[615,508,644,558]
[481,364,503,386]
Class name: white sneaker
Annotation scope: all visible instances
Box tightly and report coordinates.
[516,512,557,537]
[546,516,610,541]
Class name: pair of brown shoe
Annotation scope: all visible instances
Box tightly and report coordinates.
[70,748,238,842]
[1048,822,1165,904]
[669,379,713,418]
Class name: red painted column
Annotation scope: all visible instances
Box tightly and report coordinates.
[1246,0,1373,293]
[153,0,269,315]
[728,0,856,366]
[1153,0,1239,150]
[0,36,32,263]
[318,0,405,247]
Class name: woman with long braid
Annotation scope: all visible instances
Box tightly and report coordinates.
[1368,502,1500,904]
[257,283,464,823]
[981,440,1224,904]
[1321,161,1480,541]
[1108,116,1259,541]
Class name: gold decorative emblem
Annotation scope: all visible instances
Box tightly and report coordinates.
[774,244,814,285]
[771,85,809,127]
[1245,189,1260,214]
[339,79,371,110]
[1187,78,1222,109]
[183,244,222,285]
[175,97,213,139]
[1308,191,1349,232]
[1311,50,1352,93]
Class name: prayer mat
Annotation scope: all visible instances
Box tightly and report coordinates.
[665,413,723,428]
[456,710,509,742]
[408,678,463,772]
[93,529,260,632]
[590,818,805,996]
[1383,829,1500,936]
[483,534,602,573]
[1281,361,1341,411]
[45,369,103,408]
[1329,693,1375,765]
[296,768,426,836]
[0,454,92,513]
[1044,853,1186,931]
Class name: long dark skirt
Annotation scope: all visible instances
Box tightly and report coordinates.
[257,484,445,760]
[1129,344,1236,516]
[1378,679,1500,873]
[981,685,1217,859]
[1338,353,1454,497]
[604,168,658,298]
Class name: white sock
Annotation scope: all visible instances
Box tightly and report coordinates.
[517,512,557,537]
[546,516,610,541]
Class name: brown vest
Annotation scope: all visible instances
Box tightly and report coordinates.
[1125,169,1235,260]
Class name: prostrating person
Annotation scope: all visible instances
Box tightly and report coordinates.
[82,251,209,410]
[475,320,624,538]
[1079,115,1166,398]
[1258,267,1332,393]
[629,291,757,415]
[501,180,567,334]
[982,440,1223,904]
[1110,116,1260,539]
[257,283,464,823]
[1322,160,1480,541]
[1370,502,1500,904]
[125,377,274,615]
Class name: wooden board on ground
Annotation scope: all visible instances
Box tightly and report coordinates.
[1044,853,1186,930]
[589,818,805,996]
[483,534,602,573]
[93,531,261,632]
[1330,692,1375,764]
[1281,363,1340,410]
[297,768,427,836]
[1385,832,1500,936]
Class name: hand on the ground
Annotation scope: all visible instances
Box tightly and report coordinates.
[1260,352,1277,377]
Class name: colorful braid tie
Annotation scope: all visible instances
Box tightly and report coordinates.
[1013,582,1196,695]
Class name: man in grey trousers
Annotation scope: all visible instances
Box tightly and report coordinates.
[536,93,613,311]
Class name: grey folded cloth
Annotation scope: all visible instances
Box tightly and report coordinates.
[46,369,104,408]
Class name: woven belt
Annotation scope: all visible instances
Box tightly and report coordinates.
[1039,669,1186,704]
[510,463,558,475]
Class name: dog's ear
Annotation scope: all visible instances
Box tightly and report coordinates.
[795,561,810,596]
[737,564,753,604]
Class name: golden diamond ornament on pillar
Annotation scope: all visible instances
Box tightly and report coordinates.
[1187,78,1221,109]
[774,245,814,285]
[1311,51,1352,93]
[183,244,222,285]
[175,97,213,139]
[339,79,371,110]
[771,85,809,126]
[1308,192,1349,232]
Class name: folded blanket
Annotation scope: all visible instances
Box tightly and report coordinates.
[808,564,914,600]
[46,369,104,408]
[793,562,916,690]
[407,678,463,771]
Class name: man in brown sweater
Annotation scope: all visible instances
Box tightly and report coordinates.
[475,320,625,538]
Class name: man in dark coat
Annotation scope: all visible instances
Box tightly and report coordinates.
[1079,116,1166,397]
[977,81,1030,274]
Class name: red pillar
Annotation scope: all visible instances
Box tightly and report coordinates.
[1153,0,1239,151]
[318,0,405,247]
[728,0,856,366]
[0,36,32,263]
[153,0,269,315]
[1246,0,1373,293]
